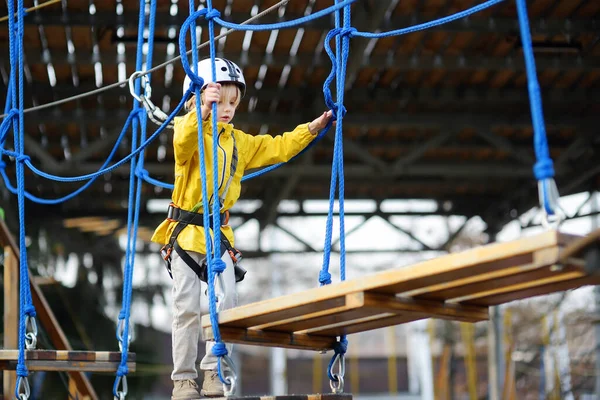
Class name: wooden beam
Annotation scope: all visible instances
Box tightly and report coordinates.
[0,350,136,372]
[201,230,599,350]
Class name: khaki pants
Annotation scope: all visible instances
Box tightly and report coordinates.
[170,249,237,381]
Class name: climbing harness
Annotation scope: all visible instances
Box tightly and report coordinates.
[160,203,246,284]
[159,127,245,284]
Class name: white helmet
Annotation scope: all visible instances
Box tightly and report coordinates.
[183,58,246,97]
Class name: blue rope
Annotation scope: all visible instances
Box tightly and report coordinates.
[515,0,556,215]
[19,94,185,183]
[178,4,230,385]
[213,0,357,32]
[350,0,505,39]
[114,0,156,395]
[321,0,350,375]
[4,0,39,395]
[0,112,133,204]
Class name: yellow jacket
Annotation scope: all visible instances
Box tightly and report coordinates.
[151,110,316,254]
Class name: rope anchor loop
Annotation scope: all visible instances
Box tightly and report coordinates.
[116,318,132,352]
[219,355,238,396]
[24,315,38,350]
[128,70,174,130]
[537,178,565,230]
[114,376,128,400]
[16,376,31,400]
[328,353,346,394]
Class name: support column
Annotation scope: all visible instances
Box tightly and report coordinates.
[488,305,504,400]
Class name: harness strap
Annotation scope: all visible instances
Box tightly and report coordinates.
[160,204,245,283]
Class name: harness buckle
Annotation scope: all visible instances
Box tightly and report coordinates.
[160,245,173,278]
[167,203,178,222]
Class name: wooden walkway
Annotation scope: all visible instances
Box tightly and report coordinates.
[202,229,600,351]
[0,350,136,372]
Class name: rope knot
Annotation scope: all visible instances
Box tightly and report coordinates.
[16,364,28,377]
[16,155,30,164]
[118,311,127,320]
[205,9,221,21]
[212,259,226,274]
[533,159,554,180]
[319,270,332,285]
[333,337,348,355]
[331,103,347,120]
[339,27,357,38]
[212,342,228,357]
[23,305,36,317]
[117,364,129,376]
[136,168,149,180]
[6,108,19,120]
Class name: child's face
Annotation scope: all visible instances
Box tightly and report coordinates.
[215,84,240,124]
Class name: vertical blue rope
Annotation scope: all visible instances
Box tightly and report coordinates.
[177,5,229,384]
[7,0,39,395]
[515,0,556,215]
[114,0,155,395]
[205,0,230,383]
[321,0,350,381]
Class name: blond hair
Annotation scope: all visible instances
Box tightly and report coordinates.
[185,83,241,113]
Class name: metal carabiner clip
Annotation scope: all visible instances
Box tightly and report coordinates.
[328,353,346,394]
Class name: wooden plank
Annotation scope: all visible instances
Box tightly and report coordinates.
[361,293,489,322]
[3,246,18,399]
[252,293,366,331]
[416,248,581,301]
[0,360,136,372]
[449,271,585,304]
[0,219,99,400]
[201,395,352,400]
[468,274,600,306]
[0,350,135,362]
[313,313,429,337]
[203,326,337,352]
[202,230,575,331]
[215,294,353,329]
[406,246,561,300]
[0,350,136,372]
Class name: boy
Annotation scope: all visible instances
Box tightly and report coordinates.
[151,57,333,399]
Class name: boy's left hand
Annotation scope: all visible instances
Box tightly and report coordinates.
[308,110,334,135]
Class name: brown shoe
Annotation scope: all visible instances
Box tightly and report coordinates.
[200,370,224,397]
[172,379,201,400]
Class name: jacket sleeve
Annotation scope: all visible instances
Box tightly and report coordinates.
[172,111,211,164]
[240,123,316,170]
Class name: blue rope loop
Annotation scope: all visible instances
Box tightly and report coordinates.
[178,9,210,83]
[319,270,332,286]
[205,8,221,21]
[327,336,348,382]
[533,159,555,181]
[212,0,358,32]
[23,304,36,317]
[15,154,30,164]
[117,364,129,377]
[0,161,6,169]
[0,109,19,143]
[212,342,228,357]
[211,258,226,274]
[16,364,28,378]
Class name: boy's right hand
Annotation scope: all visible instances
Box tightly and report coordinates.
[201,82,221,120]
